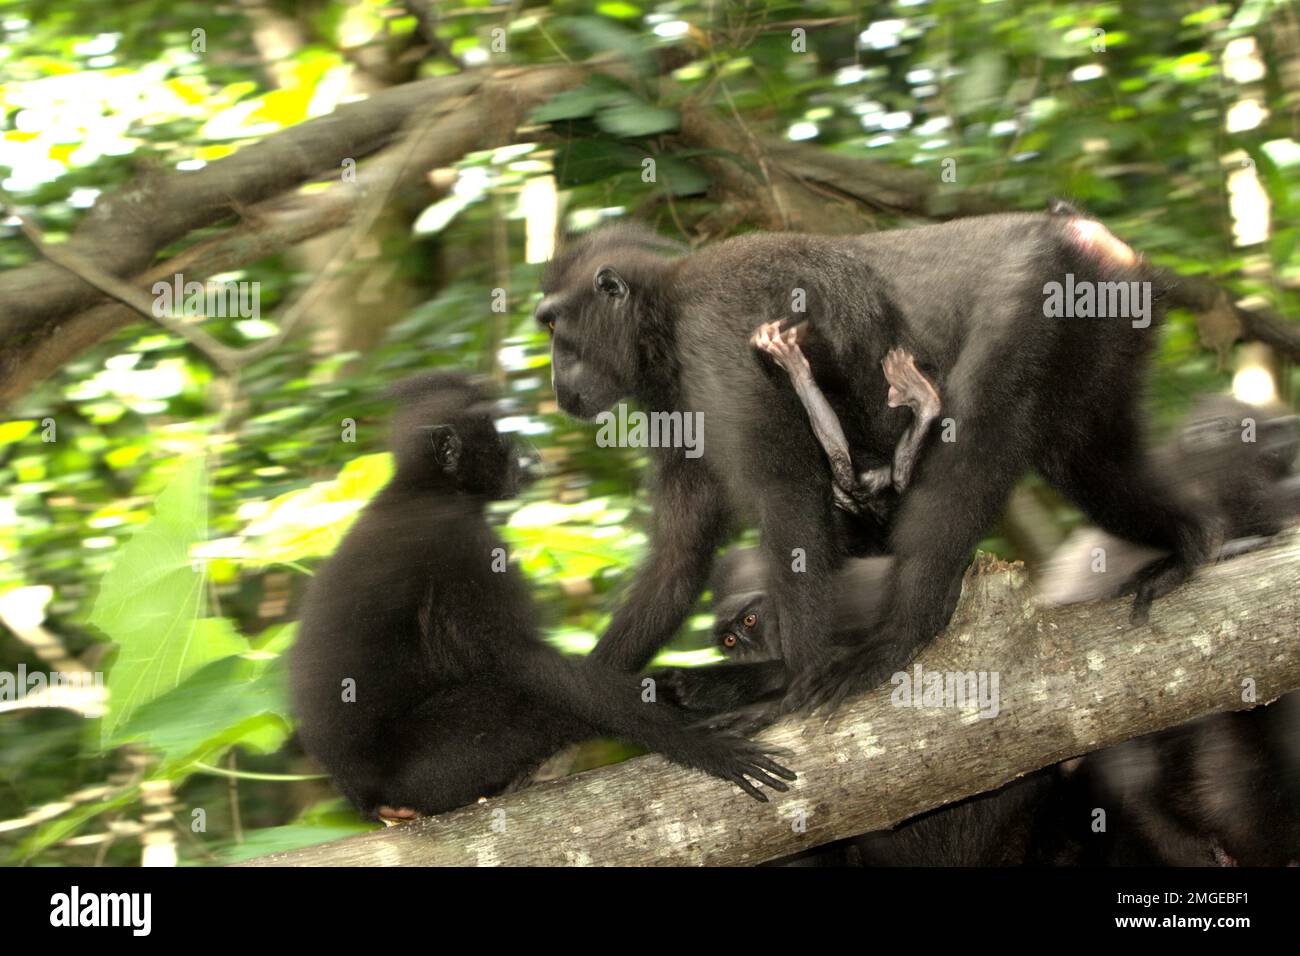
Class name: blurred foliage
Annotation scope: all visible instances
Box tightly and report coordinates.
[0,0,1297,864]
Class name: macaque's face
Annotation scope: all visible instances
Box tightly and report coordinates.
[537,230,675,420]
[713,594,771,660]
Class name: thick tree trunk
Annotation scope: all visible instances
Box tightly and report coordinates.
[241,530,1300,867]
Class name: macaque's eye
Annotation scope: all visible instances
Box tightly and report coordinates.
[742,613,757,629]
[534,302,558,334]
[722,633,738,649]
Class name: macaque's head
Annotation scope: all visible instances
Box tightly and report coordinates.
[536,223,686,419]
[387,372,534,498]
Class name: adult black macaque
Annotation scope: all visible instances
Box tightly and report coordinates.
[537,213,1212,713]
[290,372,794,818]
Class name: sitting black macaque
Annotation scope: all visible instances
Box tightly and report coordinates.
[538,213,1213,715]
[290,372,794,818]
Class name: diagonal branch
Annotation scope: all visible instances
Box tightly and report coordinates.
[241,531,1300,867]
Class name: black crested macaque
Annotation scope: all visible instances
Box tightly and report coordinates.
[1039,395,1299,605]
[677,547,957,728]
[538,213,1212,713]
[290,372,794,818]
[752,321,941,519]
[1056,692,1300,866]
[712,550,896,661]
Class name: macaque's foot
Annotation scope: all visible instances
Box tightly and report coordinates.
[832,483,864,516]
[783,632,924,716]
[1127,553,1195,624]
[859,465,893,496]
[833,481,895,524]
[752,321,811,378]
[882,348,940,417]
[783,659,866,717]
[377,806,421,826]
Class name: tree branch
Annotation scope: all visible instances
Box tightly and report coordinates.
[3,57,1295,406]
[0,71,483,337]
[241,529,1300,866]
[0,62,590,407]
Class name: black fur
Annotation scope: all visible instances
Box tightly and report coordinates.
[1056,693,1300,866]
[289,372,794,817]
[539,214,1212,712]
[1163,395,1299,539]
[772,771,1065,866]
[1039,395,1299,605]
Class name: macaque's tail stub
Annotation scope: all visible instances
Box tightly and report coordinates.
[1065,217,1138,267]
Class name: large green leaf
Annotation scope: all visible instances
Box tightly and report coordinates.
[119,652,291,769]
[89,458,244,747]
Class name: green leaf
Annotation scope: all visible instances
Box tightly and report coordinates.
[119,653,290,767]
[213,799,372,864]
[653,156,710,196]
[558,16,652,76]
[529,86,614,123]
[552,139,642,187]
[596,102,680,138]
[89,458,245,747]
[238,453,392,564]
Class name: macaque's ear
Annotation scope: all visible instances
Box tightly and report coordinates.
[593,265,629,300]
[429,425,462,471]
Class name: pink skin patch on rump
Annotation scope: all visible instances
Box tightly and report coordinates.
[1067,218,1137,267]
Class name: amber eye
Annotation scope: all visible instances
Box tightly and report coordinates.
[547,319,555,332]
[722,634,738,648]
[742,613,757,629]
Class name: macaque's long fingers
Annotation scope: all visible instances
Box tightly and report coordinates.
[732,775,769,802]
[746,769,791,792]
[753,755,798,780]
